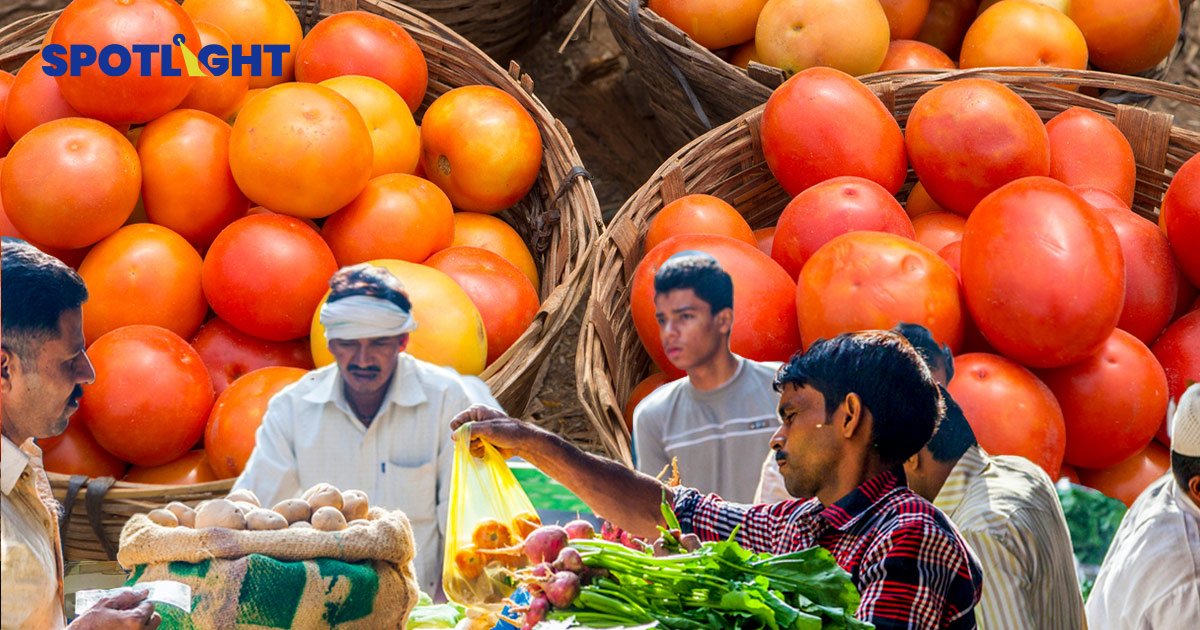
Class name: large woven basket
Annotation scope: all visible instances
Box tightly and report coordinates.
[576,68,1200,465]
[397,0,578,61]
[0,0,602,561]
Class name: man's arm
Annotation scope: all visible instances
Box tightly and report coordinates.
[233,397,301,507]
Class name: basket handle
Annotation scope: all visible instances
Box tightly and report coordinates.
[58,475,88,550]
[84,476,119,560]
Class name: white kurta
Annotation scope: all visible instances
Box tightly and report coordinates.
[2,435,66,630]
[234,354,500,595]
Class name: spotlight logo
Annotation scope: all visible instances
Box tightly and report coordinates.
[41,35,289,78]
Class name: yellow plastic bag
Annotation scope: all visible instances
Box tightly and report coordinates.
[443,423,541,606]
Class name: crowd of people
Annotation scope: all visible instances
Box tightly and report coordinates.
[3,238,1199,628]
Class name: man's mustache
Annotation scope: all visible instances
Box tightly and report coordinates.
[348,365,380,373]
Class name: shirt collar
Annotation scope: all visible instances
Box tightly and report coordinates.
[1,435,32,495]
[820,467,907,531]
[301,354,429,412]
[934,445,988,517]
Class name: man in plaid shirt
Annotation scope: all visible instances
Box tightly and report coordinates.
[453,330,983,628]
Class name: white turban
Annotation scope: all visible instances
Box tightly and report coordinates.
[1170,383,1200,458]
[319,294,417,341]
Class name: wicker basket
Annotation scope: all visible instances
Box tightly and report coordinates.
[0,0,602,561]
[576,68,1200,465]
[396,0,578,61]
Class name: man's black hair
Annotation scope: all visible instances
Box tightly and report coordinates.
[1,238,88,363]
[327,263,412,312]
[893,322,955,382]
[653,251,733,314]
[1172,452,1200,493]
[775,330,944,466]
[925,389,977,463]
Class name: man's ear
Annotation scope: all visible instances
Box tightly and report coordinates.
[839,393,865,439]
[1,346,15,393]
[715,307,734,336]
[904,451,921,472]
[396,334,410,354]
[1189,476,1200,504]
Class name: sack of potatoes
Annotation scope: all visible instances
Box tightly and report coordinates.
[117,484,420,628]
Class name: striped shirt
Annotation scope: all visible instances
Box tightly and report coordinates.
[934,446,1084,630]
[673,468,983,629]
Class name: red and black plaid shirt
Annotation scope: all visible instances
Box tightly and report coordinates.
[672,468,982,629]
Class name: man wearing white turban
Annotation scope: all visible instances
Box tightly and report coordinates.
[1086,382,1200,628]
[234,263,501,596]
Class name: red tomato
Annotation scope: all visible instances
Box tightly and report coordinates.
[632,234,801,379]
[1047,108,1137,207]
[916,0,978,58]
[191,317,314,398]
[452,213,540,293]
[753,227,776,256]
[78,325,215,467]
[644,194,756,253]
[425,247,540,365]
[124,450,218,485]
[201,215,338,342]
[905,181,948,218]
[1038,329,1168,469]
[5,56,80,142]
[912,211,966,254]
[762,67,906,196]
[770,176,914,279]
[1151,310,1200,405]
[880,0,932,40]
[937,240,962,278]
[1163,152,1200,287]
[624,372,674,433]
[1059,463,1081,485]
[39,421,128,479]
[176,22,250,120]
[878,39,956,71]
[1069,0,1181,74]
[205,367,307,478]
[322,174,454,266]
[906,79,1050,216]
[961,177,1124,368]
[797,231,963,351]
[948,352,1066,477]
[0,70,12,155]
[1077,442,1171,508]
[51,0,199,124]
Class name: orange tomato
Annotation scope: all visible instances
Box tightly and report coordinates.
[624,372,673,432]
[176,22,250,120]
[138,109,249,248]
[51,0,199,124]
[205,366,307,478]
[912,211,966,254]
[1077,442,1171,508]
[644,194,755,253]
[960,0,1088,72]
[79,224,207,345]
[0,70,12,155]
[937,240,962,278]
[39,421,128,479]
[755,0,890,76]
[226,88,264,124]
[451,211,540,293]
[730,41,761,68]
[878,40,956,71]
[1,117,139,249]
[1163,153,1200,287]
[904,181,948,217]
[5,56,81,142]
[191,316,313,398]
[1046,108,1136,207]
[229,83,373,219]
[245,206,319,231]
[879,0,932,40]
[421,86,543,214]
[648,0,768,49]
[753,227,776,256]
[124,450,218,485]
[1069,0,1181,74]
[182,0,302,88]
[425,247,540,365]
[294,11,427,112]
[322,173,454,266]
[917,0,980,58]
[319,75,419,177]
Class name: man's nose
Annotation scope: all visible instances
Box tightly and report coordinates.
[770,426,785,450]
[77,353,96,385]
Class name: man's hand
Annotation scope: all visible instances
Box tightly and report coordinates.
[450,404,536,460]
[69,589,161,629]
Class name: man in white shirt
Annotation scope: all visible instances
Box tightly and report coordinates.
[1087,383,1200,628]
[234,263,500,596]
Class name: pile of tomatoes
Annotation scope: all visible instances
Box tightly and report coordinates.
[628,67,1200,507]
[0,0,548,484]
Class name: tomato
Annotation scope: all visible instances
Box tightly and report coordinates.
[906,79,1050,216]
[320,75,419,178]
[202,215,338,342]
[1046,108,1137,207]
[4,56,81,142]
[730,41,762,68]
[624,372,674,433]
[182,0,302,89]
[937,240,962,278]
[310,259,487,375]
[959,0,1087,72]
[420,86,543,214]
[451,211,540,293]
[912,211,966,254]
[878,40,956,71]
[205,366,306,478]
[1,118,139,249]
[879,0,931,40]
[0,70,12,155]
[39,421,128,479]
[948,352,1066,477]
[124,450,218,485]
[226,88,264,124]
[1163,153,1200,287]
[245,206,319,231]
[1077,442,1170,508]
[138,109,249,249]
[322,173,453,266]
[176,22,250,120]
[771,176,914,279]
[755,0,890,76]
[425,247,540,365]
[191,316,313,398]
[51,0,198,124]
[1058,464,1081,485]
[797,231,963,351]
[649,0,767,49]
[1151,311,1200,405]
[79,325,214,467]
[1069,0,1181,74]
[1038,329,1167,469]
[294,10,427,111]
[645,194,756,254]
[753,227,776,256]
[78,224,207,345]
[961,177,1123,367]
[916,0,980,58]
[632,234,801,379]
[905,181,947,218]
[762,67,906,196]
[0,162,88,266]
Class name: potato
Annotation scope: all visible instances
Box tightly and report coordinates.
[311,506,348,532]
[245,508,288,531]
[148,509,179,527]
[195,499,247,530]
[289,521,314,530]
[348,519,371,527]
[308,486,343,512]
[341,490,369,521]
[232,501,259,516]
[272,499,312,525]
[302,482,339,502]
[225,489,261,507]
[164,502,196,528]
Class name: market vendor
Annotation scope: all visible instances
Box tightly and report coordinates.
[632,251,781,502]
[234,263,501,596]
[1086,382,1200,627]
[2,239,161,629]
[453,330,983,628]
